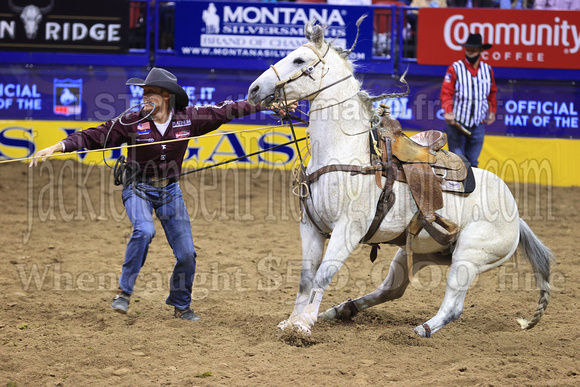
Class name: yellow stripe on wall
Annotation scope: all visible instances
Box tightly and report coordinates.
[479,135,580,187]
[0,120,308,168]
[2,120,579,187]
[398,131,579,187]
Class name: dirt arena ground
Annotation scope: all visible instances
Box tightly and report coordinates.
[1,159,579,386]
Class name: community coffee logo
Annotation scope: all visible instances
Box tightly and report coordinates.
[417,8,580,69]
[443,14,580,54]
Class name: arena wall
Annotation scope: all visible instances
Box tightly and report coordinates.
[1,120,577,187]
[1,1,578,186]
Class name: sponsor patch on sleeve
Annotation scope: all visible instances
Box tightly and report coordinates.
[444,73,452,82]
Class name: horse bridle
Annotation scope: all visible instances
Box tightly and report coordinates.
[269,43,353,108]
[271,43,329,89]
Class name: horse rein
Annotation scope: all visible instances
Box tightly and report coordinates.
[270,42,338,173]
[269,40,388,241]
[272,41,370,177]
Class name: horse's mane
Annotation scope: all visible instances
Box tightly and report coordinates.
[306,16,408,112]
[321,39,409,114]
[331,44,358,73]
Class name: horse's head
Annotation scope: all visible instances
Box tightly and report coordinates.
[248,19,355,108]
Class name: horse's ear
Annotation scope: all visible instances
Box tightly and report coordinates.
[305,20,314,40]
[305,19,325,48]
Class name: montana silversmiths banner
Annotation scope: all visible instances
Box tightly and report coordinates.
[0,0,129,53]
[417,8,580,70]
[174,1,374,61]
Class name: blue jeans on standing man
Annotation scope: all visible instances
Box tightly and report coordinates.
[120,182,196,310]
[445,122,485,168]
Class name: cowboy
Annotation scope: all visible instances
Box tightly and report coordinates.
[440,33,497,168]
[30,68,277,321]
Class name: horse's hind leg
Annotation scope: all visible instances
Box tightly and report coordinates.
[413,260,478,338]
[319,248,411,320]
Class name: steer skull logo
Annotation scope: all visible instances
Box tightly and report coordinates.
[8,0,55,39]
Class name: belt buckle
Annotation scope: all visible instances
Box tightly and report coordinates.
[149,179,167,188]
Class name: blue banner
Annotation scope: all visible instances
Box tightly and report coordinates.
[1,65,578,138]
[173,1,374,62]
[365,77,580,138]
[0,67,287,125]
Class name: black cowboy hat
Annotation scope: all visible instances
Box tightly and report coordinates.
[126,67,189,108]
[461,33,492,50]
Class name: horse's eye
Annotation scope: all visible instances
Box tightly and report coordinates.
[293,58,305,65]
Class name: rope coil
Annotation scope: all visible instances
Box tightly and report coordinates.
[113,154,173,206]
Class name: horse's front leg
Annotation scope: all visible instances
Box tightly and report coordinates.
[278,215,326,331]
[283,223,363,335]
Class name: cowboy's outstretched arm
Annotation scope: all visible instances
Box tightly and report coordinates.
[29,118,131,167]
[189,100,265,136]
[29,142,64,167]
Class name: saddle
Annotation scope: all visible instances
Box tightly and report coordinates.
[371,106,475,279]
[295,107,475,280]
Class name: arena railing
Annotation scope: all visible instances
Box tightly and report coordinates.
[1,1,578,81]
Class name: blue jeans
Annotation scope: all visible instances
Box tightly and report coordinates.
[120,182,196,310]
[445,123,485,167]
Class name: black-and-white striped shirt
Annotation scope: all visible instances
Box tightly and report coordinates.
[451,60,493,129]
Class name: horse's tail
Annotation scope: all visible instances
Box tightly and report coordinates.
[516,218,553,330]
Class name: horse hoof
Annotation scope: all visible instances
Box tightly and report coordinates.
[277,320,291,331]
[277,319,312,336]
[413,323,432,338]
[294,322,312,336]
[318,307,337,321]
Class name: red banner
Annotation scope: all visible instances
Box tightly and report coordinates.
[417,9,580,70]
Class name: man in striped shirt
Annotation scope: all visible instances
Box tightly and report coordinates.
[440,33,497,168]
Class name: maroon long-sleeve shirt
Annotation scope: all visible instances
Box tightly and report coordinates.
[61,100,264,180]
